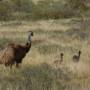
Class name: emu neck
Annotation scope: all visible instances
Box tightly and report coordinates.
[25,41,31,52]
[78,53,81,58]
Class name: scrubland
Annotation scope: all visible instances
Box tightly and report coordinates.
[0,18,90,90]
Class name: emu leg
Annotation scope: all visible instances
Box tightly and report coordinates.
[16,60,22,68]
[10,64,13,69]
[16,63,19,68]
[10,61,15,69]
[5,63,8,67]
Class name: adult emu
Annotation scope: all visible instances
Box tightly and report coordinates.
[0,31,33,68]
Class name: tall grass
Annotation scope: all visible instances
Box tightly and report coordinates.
[0,19,90,90]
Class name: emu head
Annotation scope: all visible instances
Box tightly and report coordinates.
[28,31,34,42]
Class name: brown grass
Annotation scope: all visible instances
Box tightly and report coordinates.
[0,18,90,90]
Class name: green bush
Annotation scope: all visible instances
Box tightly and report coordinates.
[0,0,89,20]
[0,1,12,20]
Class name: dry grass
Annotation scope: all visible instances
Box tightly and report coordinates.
[0,18,90,90]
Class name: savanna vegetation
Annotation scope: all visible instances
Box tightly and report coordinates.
[0,0,90,90]
[0,0,89,20]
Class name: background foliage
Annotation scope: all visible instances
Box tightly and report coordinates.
[0,0,89,20]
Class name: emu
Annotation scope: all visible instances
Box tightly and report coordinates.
[53,53,64,68]
[73,50,81,62]
[0,31,33,68]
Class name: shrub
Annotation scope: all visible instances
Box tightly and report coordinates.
[0,0,89,20]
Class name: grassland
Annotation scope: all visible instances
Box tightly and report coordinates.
[0,18,90,90]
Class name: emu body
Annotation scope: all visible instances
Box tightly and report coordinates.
[0,31,33,68]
